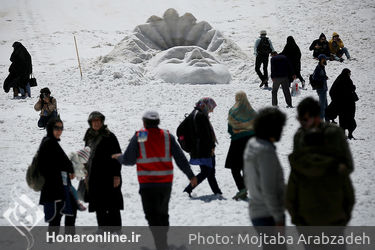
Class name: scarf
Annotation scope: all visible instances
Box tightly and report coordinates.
[228,91,257,133]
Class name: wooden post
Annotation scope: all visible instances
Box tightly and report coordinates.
[74,35,83,79]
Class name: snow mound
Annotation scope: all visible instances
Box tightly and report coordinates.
[95,8,250,84]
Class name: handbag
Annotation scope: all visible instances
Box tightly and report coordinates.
[352,91,359,102]
[29,74,37,87]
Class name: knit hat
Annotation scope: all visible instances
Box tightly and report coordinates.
[88,111,105,124]
[142,111,160,120]
[40,87,51,94]
[77,147,91,163]
[260,30,267,36]
[332,32,339,37]
[318,54,327,61]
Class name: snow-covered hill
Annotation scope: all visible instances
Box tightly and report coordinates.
[0,0,374,226]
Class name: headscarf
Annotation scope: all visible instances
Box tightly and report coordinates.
[46,117,63,140]
[195,97,217,115]
[228,91,257,133]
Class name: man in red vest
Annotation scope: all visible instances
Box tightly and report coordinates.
[112,110,197,249]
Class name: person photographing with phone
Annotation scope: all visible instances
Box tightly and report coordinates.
[34,87,57,128]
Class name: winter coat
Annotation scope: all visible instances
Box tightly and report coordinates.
[270,54,294,79]
[84,126,123,212]
[329,70,357,131]
[243,137,285,223]
[189,107,216,159]
[312,64,328,90]
[254,36,275,56]
[280,36,302,76]
[286,122,355,226]
[309,33,330,58]
[38,136,74,205]
[34,97,57,116]
[3,42,32,92]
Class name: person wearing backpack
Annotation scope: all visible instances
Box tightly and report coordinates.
[225,91,256,200]
[254,30,275,88]
[34,87,57,129]
[183,97,223,197]
[38,117,77,234]
[286,97,355,226]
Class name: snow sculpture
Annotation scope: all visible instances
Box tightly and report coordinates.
[102,8,231,84]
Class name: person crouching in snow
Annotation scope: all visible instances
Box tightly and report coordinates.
[34,87,57,129]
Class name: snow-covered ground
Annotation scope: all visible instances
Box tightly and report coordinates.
[0,0,374,226]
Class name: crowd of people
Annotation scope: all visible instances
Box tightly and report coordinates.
[2,31,358,250]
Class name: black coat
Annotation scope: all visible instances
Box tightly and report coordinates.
[329,70,357,131]
[309,34,330,58]
[3,42,32,92]
[281,36,302,75]
[190,107,216,159]
[39,136,74,205]
[84,127,123,212]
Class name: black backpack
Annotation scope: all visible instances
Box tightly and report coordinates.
[309,74,323,90]
[176,110,197,153]
[26,151,45,191]
[257,37,272,55]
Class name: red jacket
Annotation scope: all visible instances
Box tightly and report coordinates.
[136,128,173,184]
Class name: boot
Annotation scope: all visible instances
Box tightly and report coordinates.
[13,87,19,98]
[233,188,247,200]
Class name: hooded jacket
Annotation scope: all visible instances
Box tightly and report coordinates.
[309,33,330,58]
[328,32,345,54]
[286,123,355,225]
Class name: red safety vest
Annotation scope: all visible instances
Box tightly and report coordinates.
[136,128,173,184]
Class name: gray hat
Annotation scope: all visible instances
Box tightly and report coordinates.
[260,30,267,35]
[88,111,105,124]
[142,111,160,120]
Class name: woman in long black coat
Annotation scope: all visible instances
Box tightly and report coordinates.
[84,111,123,230]
[3,41,32,97]
[38,117,76,232]
[281,36,305,86]
[329,68,357,139]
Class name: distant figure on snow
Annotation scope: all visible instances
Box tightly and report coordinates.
[3,41,32,98]
[225,91,257,200]
[328,68,357,139]
[329,32,351,62]
[309,33,330,59]
[34,87,57,129]
[270,51,295,108]
[280,36,305,88]
[254,30,275,88]
[312,54,329,120]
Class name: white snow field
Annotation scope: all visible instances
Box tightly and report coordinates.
[0,0,374,226]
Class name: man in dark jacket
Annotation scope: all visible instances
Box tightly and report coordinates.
[270,52,295,108]
[183,98,222,197]
[286,97,355,226]
[83,111,123,231]
[3,41,32,98]
[113,111,197,250]
[309,33,330,59]
[313,54,329,120]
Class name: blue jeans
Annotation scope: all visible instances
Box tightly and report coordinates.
[332,47,351,60]
[316,88,328,121]
[38,110,57,128]
[19,83,31,97]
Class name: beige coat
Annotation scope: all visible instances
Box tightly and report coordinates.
[34,97,57,116]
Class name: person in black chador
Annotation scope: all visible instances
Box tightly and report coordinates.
[309,33,330,59]
[3,41,32,98]
[328,68,357,139]
[280,36,305,88]
[38,117,77,235]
